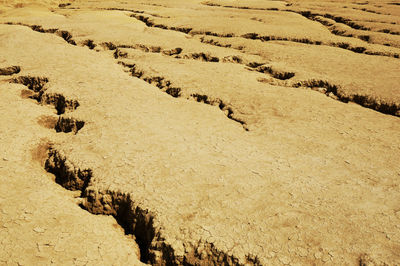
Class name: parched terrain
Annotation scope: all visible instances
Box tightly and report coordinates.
[0,0,399,265]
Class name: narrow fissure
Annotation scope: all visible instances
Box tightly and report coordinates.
[0,65,21,75]
[125,11,399,58]
[10,74,85,133]
[118,61,248,130]
[11,76,80,115]
[4,22,76,45]
[42,146,261,265]
[293,79,400,116]
[111,42,246,65]
[43,147,164,264]
[11,75,49,102]
[249,64,295,80]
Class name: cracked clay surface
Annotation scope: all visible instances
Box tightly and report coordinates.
[1,0,400,265]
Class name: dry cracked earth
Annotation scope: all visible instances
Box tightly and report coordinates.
[0,0,400,265]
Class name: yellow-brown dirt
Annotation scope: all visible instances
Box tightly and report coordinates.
[0,0,399,265]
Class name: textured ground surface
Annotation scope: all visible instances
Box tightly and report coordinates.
[0,0,399,265]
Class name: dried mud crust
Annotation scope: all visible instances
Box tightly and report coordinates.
[44,147,260,265]
[10,75,84,131]
[197,36,400,117]
[3,67,250,265]
[201,1,400,46]
[118,45,399,119]
[4,22,76,45]
[292,80,400,116]
[111,42,250,66]
[2,11,398,118]
[0,63,143,264]
[118,61,248,130]
[1,3,400,265]
[128,11,400,59]
[255,76,400,117]
[4,2,399,58]
[8,68,142,263]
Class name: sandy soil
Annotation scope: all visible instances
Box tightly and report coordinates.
[0,0,399,265]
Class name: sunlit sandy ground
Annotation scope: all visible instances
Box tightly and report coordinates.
[0,0,399,265]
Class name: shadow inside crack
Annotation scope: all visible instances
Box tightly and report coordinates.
[248,64,295,80]
[41,93,80,115]
[118,61,248,130]
[11,76,48,96]
[292,79,400,116]
[11,76,80,115]
[55,116,85,134]
[37,115,85,134]
[43,146,157,264]
[43,145,260,265]
[0,66,21,76]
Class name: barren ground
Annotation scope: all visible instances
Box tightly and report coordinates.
[0,0,399,265]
